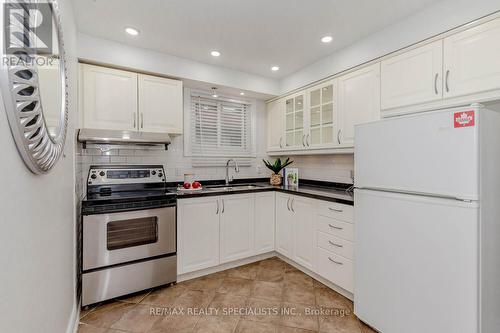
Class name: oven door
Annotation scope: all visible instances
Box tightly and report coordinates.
[83,206,176,271]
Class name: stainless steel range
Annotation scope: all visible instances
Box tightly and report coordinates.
[81,165,177,306]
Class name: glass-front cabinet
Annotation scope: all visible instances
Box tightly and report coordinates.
[306,79,337,148]
[284,93,306,148]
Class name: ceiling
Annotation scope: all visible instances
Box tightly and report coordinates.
[74,0,439,79]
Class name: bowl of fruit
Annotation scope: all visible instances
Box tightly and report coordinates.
[178,173,202,191]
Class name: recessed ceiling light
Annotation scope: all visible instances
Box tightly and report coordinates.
[321,35,333,43]
[271,66,280,71]
[125,27,139,36]
[211,51,221,57]
[240,92,245,96]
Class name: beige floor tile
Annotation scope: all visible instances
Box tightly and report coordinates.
[243,298,283,325]
[142,284,187,306]
[217,277,254,297]
[227,262,260,280]
[174,289,216,309]
[284,270,314,288]
[256,266,286,283]
[77,324,107,333]
[259,257,288,270]
[279,302,318,331]
[147,312,200,333]
[313,280,329,290]
[193,315,239,333]
[359,320,378,333]
[110,304,159,332]
[319,313,361,333]
[210,292,248,309]
[282,284,316,306]
[314,288,353,311]
[276,325,317,333]
[235,319,277,333]
[80,302,136,328]
[251,280,284,302]
[80,306,97,320]
[183,272,226,291]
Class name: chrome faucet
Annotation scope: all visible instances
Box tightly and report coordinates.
[225,159,240,185]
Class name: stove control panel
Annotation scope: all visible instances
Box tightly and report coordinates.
[87,165,165,185]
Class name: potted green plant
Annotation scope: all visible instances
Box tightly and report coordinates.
[262,157,293,185]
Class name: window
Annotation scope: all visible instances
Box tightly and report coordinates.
[186,91,254,165]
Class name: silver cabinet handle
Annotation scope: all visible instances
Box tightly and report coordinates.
[337,130,341,144]
[302,134,306,147]
[328,257,343,265]
[140,113,144,129]
[306,133,310,147]
[328,240,343,248]
[328,223,343,230]
[290,198,295,212]
[216,200,219,214]
[133,112,136,128]
[221,199,225,213]
[445,70,450,93]
[286,197,290,211]
[279,137,283,149]
[328,207,343,213]
[434,73,439,95]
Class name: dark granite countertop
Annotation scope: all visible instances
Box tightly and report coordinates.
[169,178,354,205]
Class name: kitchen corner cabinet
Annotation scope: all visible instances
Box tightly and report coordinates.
[267,98,285,151]
[219,194,255,263]
[80,63,183,134]
[275,193,294,257]
[291,196,315,270]
[177,196,220,274]
[254,192,276,254]
[337,63,380,147]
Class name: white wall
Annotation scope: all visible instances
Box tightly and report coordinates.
[0,0,79,332]
[280,0,500,94]
[77,33,280,96]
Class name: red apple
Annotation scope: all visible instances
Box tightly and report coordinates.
[192,181,201,189]
[183,182,191,189]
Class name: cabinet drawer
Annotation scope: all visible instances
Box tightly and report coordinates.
[317,201,354,223]
[317,231,354,260]
[317,215,354,241]
[316,247,354,293]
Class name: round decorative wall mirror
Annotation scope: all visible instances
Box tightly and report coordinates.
[0,0,68,174]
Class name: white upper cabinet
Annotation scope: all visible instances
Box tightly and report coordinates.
[266,98,285,151]
[219,194,255,263]
[138,74,183,134]
[381,40,443,110]
[443,18,500,98]
[306,79,337,148]
[338,63,380,147]
[284,92,307,149]
[80,64,183,134]
[81,64,138,131]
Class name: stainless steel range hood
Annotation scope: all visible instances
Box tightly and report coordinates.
[78,129,171,148]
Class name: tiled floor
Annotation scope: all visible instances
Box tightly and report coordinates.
[78,257,376,333]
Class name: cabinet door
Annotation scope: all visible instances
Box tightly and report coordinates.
[307,80,337,148]
[266,99,285,151]
[219,194,254,263]
[291,196,315,270]
[81,64,138,131]
[443,18,500,98]
[138,74,183,134]
[381,40,443,110]
[254,192,275,254]
[275,193,294,257]
[177,197,220,274]
[338,63,380,147]
[284,93,306,149]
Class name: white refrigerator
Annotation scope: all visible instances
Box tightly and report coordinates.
[354,105,500,333]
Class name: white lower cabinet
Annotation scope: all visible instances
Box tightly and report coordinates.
[254,192,276,254]
[177,196,220,274]
[276,193,294,257]
[291,196,315,270]
[220,194,255,263]
[316,247,354,293]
